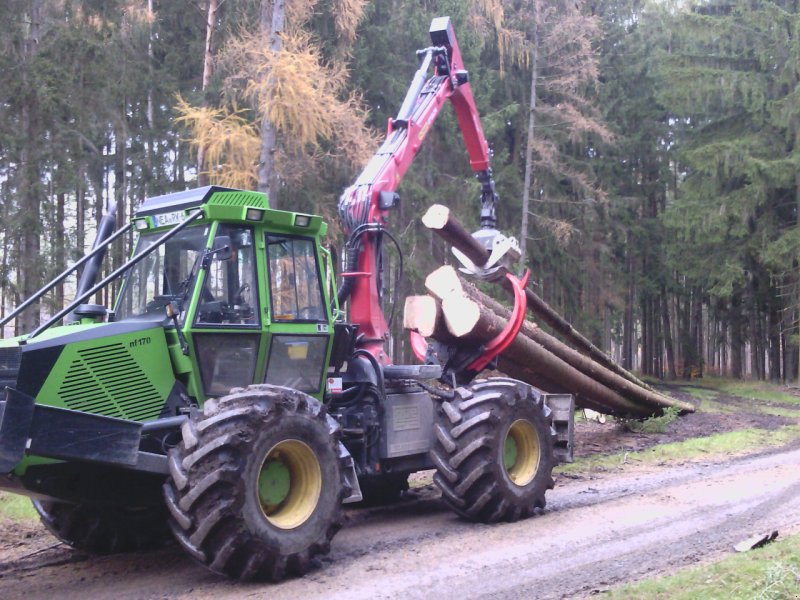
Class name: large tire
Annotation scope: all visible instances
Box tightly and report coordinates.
[32,500,170,554]
[430,377,556,523]
[163,384,347,581]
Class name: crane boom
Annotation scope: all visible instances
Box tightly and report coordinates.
[337,17,500,362]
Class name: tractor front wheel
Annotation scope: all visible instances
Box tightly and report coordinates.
[431,378,556,523]
[164,384,347,581]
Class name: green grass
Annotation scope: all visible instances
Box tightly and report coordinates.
[0,491,38,521]
[695,398,739,414]
[679,386,719,402]
[695,377,800,406]
[557,425,800,475]
[609,532,800,599]
[621,406,681,434]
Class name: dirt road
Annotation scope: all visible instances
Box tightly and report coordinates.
[2,439,799,600]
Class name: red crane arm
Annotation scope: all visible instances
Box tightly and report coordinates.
[337,17,499,363]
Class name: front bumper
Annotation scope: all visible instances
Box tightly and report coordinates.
[0,387,167,475]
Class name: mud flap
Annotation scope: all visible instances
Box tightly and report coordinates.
[338,442,363,503]
[543,393,574,464]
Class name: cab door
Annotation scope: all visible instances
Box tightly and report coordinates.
[262,234,331,400]
[188,225,262,397]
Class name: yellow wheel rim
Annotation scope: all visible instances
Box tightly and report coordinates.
[504,419,541,487]
[258,440,322,530]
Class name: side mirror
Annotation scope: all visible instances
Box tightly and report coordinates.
[211,236,233,261]
[201,236,233,268]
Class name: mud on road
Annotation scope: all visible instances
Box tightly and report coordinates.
[1,387,799,599]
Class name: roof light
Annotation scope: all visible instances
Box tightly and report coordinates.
[134,218,150,231]
[246,208,265,221]
[294,214,311,228]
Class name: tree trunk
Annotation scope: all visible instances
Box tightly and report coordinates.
[730,293,743,378]
[519,3,538,267]
[17,0,43,334]
[691,287,703,378]
[197,0,219,187]
[768,290,781,382]
[622,237,634,371]
[258,0,285,207]
[55,191,65,310]
[113,122,127,299]
[661,284,677,379]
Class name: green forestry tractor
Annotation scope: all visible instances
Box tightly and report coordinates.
[0,18,573,581]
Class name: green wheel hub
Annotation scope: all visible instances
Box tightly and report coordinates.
[503,436,518,470]
[257,440,322,530]
[259,460,291,507]
[503,419,541,487]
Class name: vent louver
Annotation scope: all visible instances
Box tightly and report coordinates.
[208,191,268,209]
[58,343,163,421]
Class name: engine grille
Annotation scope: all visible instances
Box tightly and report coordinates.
[58,342,163,421]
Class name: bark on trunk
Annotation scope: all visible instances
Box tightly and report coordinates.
[661,285,677,379]
[258,0,284,207]
[197,0,219,187]
[519,7,538,267]
[18,0,43,334]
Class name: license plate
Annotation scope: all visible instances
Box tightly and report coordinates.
[154,210,185,228]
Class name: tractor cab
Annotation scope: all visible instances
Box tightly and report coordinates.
[117,186,335,405]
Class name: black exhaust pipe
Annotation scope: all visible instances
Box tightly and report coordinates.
[66,204,118,323]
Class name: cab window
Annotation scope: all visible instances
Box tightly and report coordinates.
[266,235,325,322]
[195,226,258,326]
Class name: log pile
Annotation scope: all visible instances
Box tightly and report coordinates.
[406,204,695,418]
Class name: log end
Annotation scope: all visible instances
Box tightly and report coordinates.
[425,265,464,302]
[403,295,440,338]
[421,204,451,230]
[442,296,482,338]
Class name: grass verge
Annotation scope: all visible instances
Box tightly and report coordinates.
[609,532,800,599]
[694,377,800,406]
[557,424,800,475]
[0,491,38,521]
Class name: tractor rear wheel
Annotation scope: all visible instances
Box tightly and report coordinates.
[32,500,170,554]
[164,384,347,581]
[430,377,556,523]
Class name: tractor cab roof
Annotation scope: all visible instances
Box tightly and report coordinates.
[134,186,327,236]
[135,185,237,217]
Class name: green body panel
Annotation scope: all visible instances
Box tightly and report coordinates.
[33,324,176,421]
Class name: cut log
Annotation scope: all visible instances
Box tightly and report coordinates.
[425,279,650,417]
[422,204,656,393]
[423,263,465,302]
[457,278,693,414]
[403,295,453,341]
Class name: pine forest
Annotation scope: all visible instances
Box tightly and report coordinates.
[2,0,800,383]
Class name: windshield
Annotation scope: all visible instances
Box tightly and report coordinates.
[115,226,210,321]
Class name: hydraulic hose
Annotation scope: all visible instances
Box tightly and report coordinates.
[336,241,361,307]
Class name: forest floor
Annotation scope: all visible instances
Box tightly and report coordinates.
[0,380,798,599]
